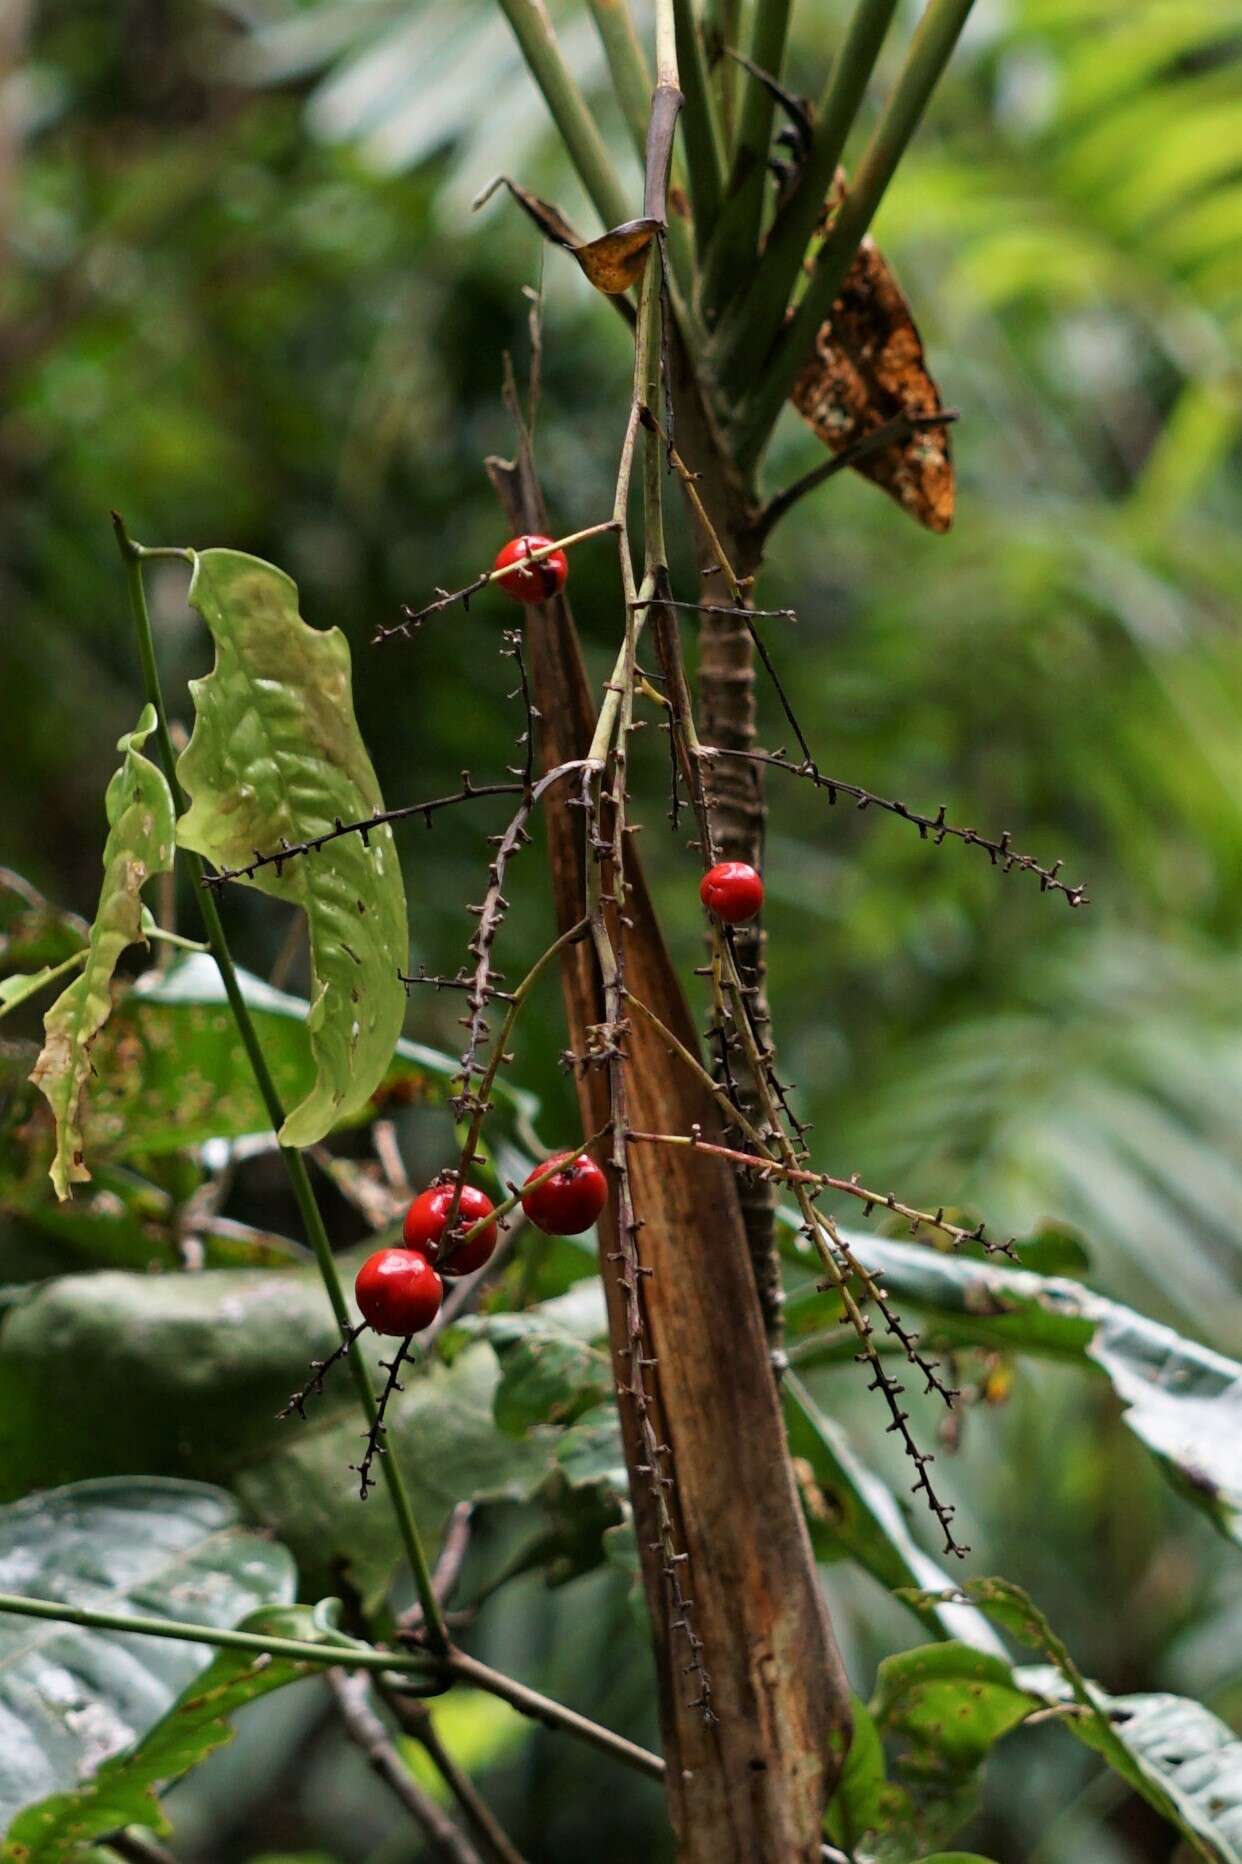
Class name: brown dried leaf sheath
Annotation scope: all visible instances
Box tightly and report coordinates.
[791,235,955,533]
[486,446,849,1861]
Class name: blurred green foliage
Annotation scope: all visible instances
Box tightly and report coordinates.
[1,1,1239,1860]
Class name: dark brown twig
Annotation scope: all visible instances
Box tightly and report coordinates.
[698,746,1089,907]
[352,1337,413,1501]
[278,1322,367,1420]
[329,1670,485,1864]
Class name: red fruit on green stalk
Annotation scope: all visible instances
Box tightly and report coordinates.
[493,533,569,605]
[403,1182,499,1276]
[520,1151,608,1236]
[354,1248,443,1335]
[699,860,764,925]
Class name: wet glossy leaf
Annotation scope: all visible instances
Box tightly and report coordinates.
[809,1231,1242,1547]
[176,550,407,1148]
[30,710,176,1199]
[0,1478,295,1837]
[4,1603,331,1861]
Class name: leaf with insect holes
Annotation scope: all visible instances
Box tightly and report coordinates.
[816,1230,1242,1550]
[0,1478,296,1841]
[477,176,658,294]
[3,1603,334,1861]
[175,550,407,1148]
[792,180,954,533]
[29,708,176,1200]
[903,1580,1242,1864]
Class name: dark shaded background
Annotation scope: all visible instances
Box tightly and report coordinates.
[2,2,1239,1858]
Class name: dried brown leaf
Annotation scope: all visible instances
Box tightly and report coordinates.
[791,225,955,534]
[475,177,656,296]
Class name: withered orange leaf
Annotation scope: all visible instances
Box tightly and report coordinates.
[790,232,955,534]
[475,176,657,296]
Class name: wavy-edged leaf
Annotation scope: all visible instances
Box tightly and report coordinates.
[0,1478,295,1836]
[77,953,541,1161]
[175,550,406,1148]
[783,1372,1004,1656]
[3,1603,331,1861]
[30,709,176,1199]
[802,1230,1242,1547]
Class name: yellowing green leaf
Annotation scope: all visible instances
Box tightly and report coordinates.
[29,708,175,1199]
[175,549,407,1148]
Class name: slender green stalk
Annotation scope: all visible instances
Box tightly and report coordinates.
[731,0,978,465]
[112,517,448,1656]
[672,0,726,251]
[702,0,742,141]
[0,1589,434,1673]
[713,0,901,391]
[584,0,696,293]
[495,0,630,232]
[699,0,792,321]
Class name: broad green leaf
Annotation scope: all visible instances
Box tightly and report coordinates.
[0,953,87,1023]
[0,1264,565,1607]
[0,1478,295,1836]
[783,1372,1004,1655]
[960,1578,1240,1864]
[799,1231,1242,1547]
[29,709,176,1199]
[175,549,407,1148]
[459,1283,613,1435]
[3,1604,331,1860]
[74,953,540,1161]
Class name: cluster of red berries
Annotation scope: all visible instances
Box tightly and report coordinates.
[354,1152,609,1336]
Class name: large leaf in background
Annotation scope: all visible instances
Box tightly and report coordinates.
[175,549,406,1149]
[4,1604,332,1861]
[79,953,541,1159]
[951,1579,1242,1864]
[0,1479,295,1835]
[0,1263,564,1606]
[29,710,176,1199]
[783,1373,1003,1656]
[794,1230,1242,1547]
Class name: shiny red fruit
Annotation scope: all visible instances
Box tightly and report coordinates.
[354,1248,443,1336]
[699,860,764,925]
[403,1182,499,1277]
[520,1151,609,1236]
[492,533,569,605]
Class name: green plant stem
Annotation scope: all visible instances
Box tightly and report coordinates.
[714,0,900,392]
[672,0,725,251]
[0,1591,667,1782]
[585,1,697,301]
[495,0,631,232]
[731,0,978,465]
[699,0,792,321]
[113,515,449,1657]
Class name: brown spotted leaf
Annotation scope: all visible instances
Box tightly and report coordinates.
[791,228,955,533]
[476,177,656,296]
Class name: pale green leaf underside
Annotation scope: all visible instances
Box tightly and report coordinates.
[0,1478,295,1838]
[175,549,406,1147]
[4,1604,326,1860]
[30,708,176,1198]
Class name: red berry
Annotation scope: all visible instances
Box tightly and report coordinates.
[354,1248,443,1335]
[520,1151,608,1236]
[403,1183,499,1277]
[699,860,764,925]
[493,533,569,605]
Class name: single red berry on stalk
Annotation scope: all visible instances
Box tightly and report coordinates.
[354,1248,443,1335]
[699,860,764,925]
[403,1182,499,1276]
[520,1151,608,1236]
[493,533,569,605]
